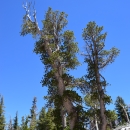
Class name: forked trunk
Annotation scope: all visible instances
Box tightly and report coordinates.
[45,41,77,130]
[58,77,77,130]
[93,40,107,130]
[50,64,76,130]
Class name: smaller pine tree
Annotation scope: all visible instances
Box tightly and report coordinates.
[29,97,37,130]
[0,95,5,129]
[7,118,13,130]
[20,116,29,130]
[115,96,130,124]
[37,107,57,130]
[37,107,46,130]
[13,112,19,130]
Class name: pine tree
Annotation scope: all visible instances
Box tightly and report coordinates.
[45,108,57,130]
[115,96,130,124]
[20,116,29,130]
[82,21,119,130]
[37,107,46,130]
[0,95,5,130]
[21,3,82,129]
[84,92,117,129]
[7,118,13,130]
[84,94,99,130]
[29,97,37,130]
[13,112,19,130]
[37,107,57,130]
[105,110,117,129]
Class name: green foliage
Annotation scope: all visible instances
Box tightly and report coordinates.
[37,107,46,130]
[13,112,19,130]
[53,108,63,129]
[84,93,99,108]
[37,107,57,130]
[53,95,63,108]
[115,96,130,124]
[82,22,119,82]
[105,110,117,122]
[29,97,37,130]
[82,21,120,88]
[21,15,38,37]
[82,21,120,129]
[29,8,80,111]
[21,4,121,129]
[73,105,88,130]
[8,118,13,130]
[42,7,68,35]
[0,95,5,130]
[20,116,29,130]
[63,90,82,103]
[103,95,112,105]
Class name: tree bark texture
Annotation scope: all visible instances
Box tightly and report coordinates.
[93,40,107,130]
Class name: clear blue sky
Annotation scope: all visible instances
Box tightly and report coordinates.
[1,0,130,124]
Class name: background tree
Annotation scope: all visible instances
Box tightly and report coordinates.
[82,21,119,130]
[20,116,29,130]
[84,94,99,130]
[29,97,37,130]
[0,95,5,129]
[45,108,57,130]
[13,112,19,130]
[37,107,46,130]
[21,3,82,130]
[84,92,117,129]
[115,96,130,124]
[8,118,13,130]
[37,107,57,130]
[105,110,117,129]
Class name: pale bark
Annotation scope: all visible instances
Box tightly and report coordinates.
[95,115,99,130]
[61,108,67,128]
[119,103,130,123]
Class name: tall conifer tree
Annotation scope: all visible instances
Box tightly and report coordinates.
[115,96,130,124]
[20,116,29,130]
[82,21,119,130]
[37,108,57,130]
[8,118,13,130]
[0,95,5,129]
[13,112,19,130]
[21,3,82,129]
[29,97,37,130]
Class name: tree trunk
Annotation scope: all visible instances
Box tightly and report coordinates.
[120,104,130,123]
[57,77,77,130]
[93,40,107,130]
[61,107,67,129]
[44,41,77,130]
[95,115,99,130]
[90,120,95,130]
[99,89,107,130]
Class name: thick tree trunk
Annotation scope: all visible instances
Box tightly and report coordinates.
[120,104,130,123]
[44,40,77,130]
[57,77,77,130]
[97,72,107,130]
[93,40,107,130]
[99,89,107,130]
